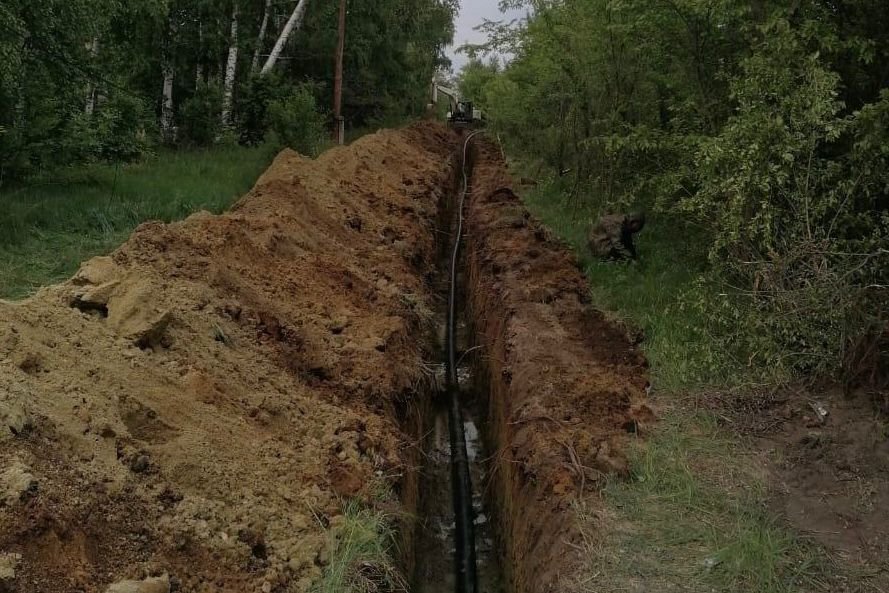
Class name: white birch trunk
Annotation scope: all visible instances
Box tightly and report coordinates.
[221,3,239,127]
[195,21,204,87]
[160,12,178,142]
[251,0,272,74]
[261,0,310,75]
[161,63,175,141]
[85,37,100,115]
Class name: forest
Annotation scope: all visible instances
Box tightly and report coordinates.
[0,0,457,180]
[460,0,889,389]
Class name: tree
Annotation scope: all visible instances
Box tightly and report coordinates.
[221,1,239,127]
[467,0,889,381]
[261,0,310,75]
[251,0,272,73]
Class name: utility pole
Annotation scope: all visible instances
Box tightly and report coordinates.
[332,0,347,145]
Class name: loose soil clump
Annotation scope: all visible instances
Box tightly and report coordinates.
[0,123,458,592]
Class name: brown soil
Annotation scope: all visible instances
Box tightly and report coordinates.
[0,124,660,593]
[464,138,654,593]
[0,123,459,593]
[717,389,889,591]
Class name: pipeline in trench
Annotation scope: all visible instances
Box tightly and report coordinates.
[402,126,650,593]
[412,130,503,593]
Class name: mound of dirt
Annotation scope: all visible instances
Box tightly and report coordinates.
[0,123,458,593]
[464,139,654,593]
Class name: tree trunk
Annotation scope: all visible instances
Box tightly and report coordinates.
[251,0,272,74]
[85,37,100,115]
[222,2,239,127]
[261,0,310,75]
[195,20,204,87]
[160,17,176,143]
[161,63,175,141]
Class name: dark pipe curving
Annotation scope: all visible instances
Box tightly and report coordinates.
[446,130,484,593]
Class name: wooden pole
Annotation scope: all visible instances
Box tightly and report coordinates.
[333,0,346,144]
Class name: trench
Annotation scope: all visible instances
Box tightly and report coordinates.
[408,131,505,593]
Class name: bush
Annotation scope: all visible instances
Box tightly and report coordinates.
[267,85,326,156]
[179,83,224,147]
[101,93,154,162]
[236,73,292,145]
[683,19,889,382]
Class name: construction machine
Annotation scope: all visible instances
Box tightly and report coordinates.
[430,81,483,127]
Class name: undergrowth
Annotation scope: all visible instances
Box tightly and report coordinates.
[0,143,276,299]
[520,177,745,391]
[312,500,405,593]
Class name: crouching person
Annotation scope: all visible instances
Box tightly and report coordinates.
[587,212,646,260]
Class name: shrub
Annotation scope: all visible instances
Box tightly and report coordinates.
[267,85,326,156]
[682,19,889,382]
[179,83,224,147]
[236,72,292,145]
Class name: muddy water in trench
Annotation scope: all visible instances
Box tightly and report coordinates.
[414,361,503,593]
[413,143,502,592]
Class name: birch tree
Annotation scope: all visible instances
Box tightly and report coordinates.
[260,0,310,75]
[160,13,176,142]
[195,20,204,87]
[84,37,100,115]
[251,0,272,73]
[221,2,239,127]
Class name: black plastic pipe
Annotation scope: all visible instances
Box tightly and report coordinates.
[446,130,484,593]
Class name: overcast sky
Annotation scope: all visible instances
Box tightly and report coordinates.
[447,1,525,71]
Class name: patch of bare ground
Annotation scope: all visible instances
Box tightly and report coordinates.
[719,388,889,592]
[577,388,887,593]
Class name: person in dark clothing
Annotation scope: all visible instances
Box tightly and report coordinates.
[587,212,646,260]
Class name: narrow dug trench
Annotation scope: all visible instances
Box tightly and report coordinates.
[0,123,652,593]
[412,132,503,593]
[410,132,653,593]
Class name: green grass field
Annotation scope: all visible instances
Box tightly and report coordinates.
[0,144,277,299]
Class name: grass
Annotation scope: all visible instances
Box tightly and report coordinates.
[581,407,826,593]
[517,175,827,593]
[520,177,741,391]
[312,500,406,593]
[0,143,277,299]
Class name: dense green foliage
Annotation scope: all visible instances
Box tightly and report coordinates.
[267,84,326,156]
[467,0,889,384]
[0,0,457,182]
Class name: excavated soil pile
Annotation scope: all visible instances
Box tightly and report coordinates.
[465,139,654,593]
[0,123,458,593]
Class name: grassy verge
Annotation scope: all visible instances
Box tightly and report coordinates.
[519,177,826,593]
[582,405,826,593]
[0,144,277,299]
[520,178,738,391]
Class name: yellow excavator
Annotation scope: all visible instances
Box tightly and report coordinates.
[430,81,483,128]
